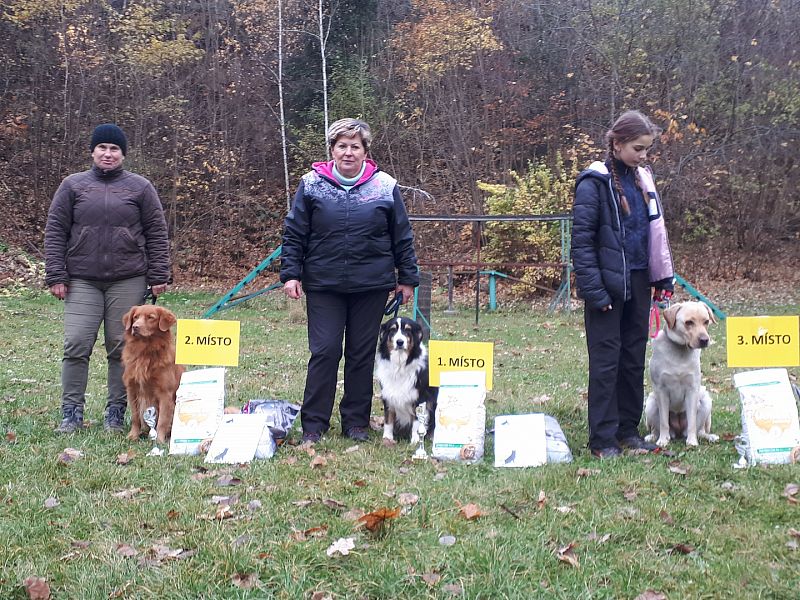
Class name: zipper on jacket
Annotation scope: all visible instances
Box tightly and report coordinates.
[607,178,628,301]
[104,178,110,279]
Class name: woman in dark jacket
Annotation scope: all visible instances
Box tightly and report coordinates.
[281,118,419,444]
[572,110,674,459]
[45,123,171,434]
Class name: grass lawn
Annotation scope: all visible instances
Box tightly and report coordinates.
[1,287,799,599]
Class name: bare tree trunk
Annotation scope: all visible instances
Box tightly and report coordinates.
[318,0,329,158]
[278,0,291,209]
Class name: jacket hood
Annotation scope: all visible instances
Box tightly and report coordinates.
[312,158,378,187]
[576,161,611,187]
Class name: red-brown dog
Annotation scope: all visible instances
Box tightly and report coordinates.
[121,305,184,442]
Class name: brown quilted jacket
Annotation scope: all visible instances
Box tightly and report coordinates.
[44,166,170,287]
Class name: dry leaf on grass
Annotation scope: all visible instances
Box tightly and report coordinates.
[667,543,695,555]
[788,528,800,538]
[148,544,194,562]
[293,499,314,508]
[421,572,442,586]
[439,535,457,546]
[586,532,611,544]
[782,483,799,504]
[311,455,328,468]
[215,505,234,520]
[326,537,355,556]
[57,448,83,464]
[576,468,600,478]
[667,461,690,475]
[342,508,365,521]
[659,510,674,525]
[211,495,239,505]
[115,451,135,465]
[345,445,361,453]
[23,576,50,600]
[634,591,668,600]
[43,497,59,509]
[291,525,329,542]
[398,493,419,506]
[112,487,144,500]
[443,583,463,595]
[556,542,580,568]
[231,572,260,589]
[6,430,17,443]
[115,543,138,557]
[215,474,242,487]
[322,498,347,511]
[623,488,638,502]
[555,505,575,514]
[247,500,262,511]
[357,507,401,532]
[536,490,547,510]
[459,503,483,520]
[311,592,333,600]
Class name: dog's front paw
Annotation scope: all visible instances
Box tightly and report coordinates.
[656,437,670,448]
[644,433,656,443]
[704,434,720,443]
[685,437,699,447]
[382,437,397,447]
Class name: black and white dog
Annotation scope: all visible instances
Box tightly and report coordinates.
[375,317,438,444]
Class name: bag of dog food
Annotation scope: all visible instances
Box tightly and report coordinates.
[241,399,301,444]
[734,368,800,466]
[169,368,226,455]
[432,371,486,463]
[493,414,573,467]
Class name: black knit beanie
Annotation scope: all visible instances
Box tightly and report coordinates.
[90,123,127,156]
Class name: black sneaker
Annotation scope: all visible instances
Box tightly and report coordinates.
[590,446,622,459]
[344,426,369,442]
[618,436,658,452]
[103,405,126,433]
[301,431,322,445]
[54,405,84,434]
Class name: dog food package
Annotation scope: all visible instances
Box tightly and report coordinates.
[169,368,226,455]
[241,399,301,444]
[205,413,270,464]
[543,415,574,463]
[734,368,800,465]
[494,414,547,467]
[432,371,486,464]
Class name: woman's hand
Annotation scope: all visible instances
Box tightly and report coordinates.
[49,283,67,300]
[284,280,303,299]
[396,284,414,304]
[151,283,168,297]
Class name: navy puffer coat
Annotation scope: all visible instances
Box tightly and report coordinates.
[280,161,419,293]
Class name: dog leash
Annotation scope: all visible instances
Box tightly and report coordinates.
[142,288,158,305]
[384,291,403,318]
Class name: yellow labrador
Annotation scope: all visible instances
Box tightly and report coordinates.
[645,301,719,448]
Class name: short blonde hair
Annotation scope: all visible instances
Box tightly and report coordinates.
[327,118,372,151]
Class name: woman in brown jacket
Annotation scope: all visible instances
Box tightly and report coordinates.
[45,123,171,434]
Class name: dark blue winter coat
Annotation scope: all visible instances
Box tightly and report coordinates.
[571,161,673,310]
[280,160,419,293]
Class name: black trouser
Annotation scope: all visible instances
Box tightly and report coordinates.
[301,289,390,435]
[584,269,651,450]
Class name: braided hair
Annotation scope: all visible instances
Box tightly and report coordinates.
[605,110,660,215]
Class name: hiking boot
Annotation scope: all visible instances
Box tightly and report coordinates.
[344,426,369,442]
[55,405,84,434]
[618,435,658,452]
[103,405,126,433]
[301,431,322,445]
[590,446,622,459]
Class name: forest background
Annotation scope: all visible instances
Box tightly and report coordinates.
[1,0,798,294]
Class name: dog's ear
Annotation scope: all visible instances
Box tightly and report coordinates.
[158,308,177,332]
[663,304,681,330]
[704,303,717,325]
[122,307,135,332]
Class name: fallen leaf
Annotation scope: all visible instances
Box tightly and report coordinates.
[352,479,367,487]
[215,505,234,520]
[57,448,84,465]
[211,495,239,505]
[659,510,674,525]
[623,488,637,502]
[345,445,360,453]
[398,493,419,506]
[166,510,180,520]
[555,505,575,514]
[783,483,799,504]
[231,572,259,589]
[788,528,800,538]
[115,543,138,557]
[530,394,551,404]
[112,487,144,500]
[433,472,446,481]
[556,542,580,568]
[149,544,190,561]
[587,531,611,544]
[357,507,401,532]
[311,455,328,468]
[421,572,442,586]
[342,508,365,521]
[439,535,457,546]
[43,497,59,509]
[459,503,483,520]
[115,451,135,465]
[215,474,242,487]
[293,499,314,508]
[23,576,50,600]
[667,461,689,475]
[667,543,695,555]
[326,537,355,556]
[536,490,547,510]
[634,591,668,600]
[576,467,600,478]
[6,430,16,443]
[71,541,90,548]
[322,498,347,511]
[310,593,333,600]
[787,540,798,551]
[443,583,463,595]
[247,500,262,512]
[398,466,410,474]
